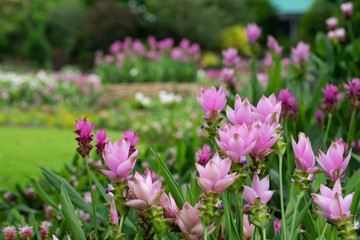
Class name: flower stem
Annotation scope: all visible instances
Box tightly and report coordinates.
[278,155,287,240]
[285,121,293,173]
[119,213,125,234]
[347,110,357,145]
[236,192,244,239]
[324,114,332,147]
[204,225,208,240]
[290,197,301,239]
[85,156,98,240]
[320,224,328,240]
[261,228,266,240]
[347,21,355,42]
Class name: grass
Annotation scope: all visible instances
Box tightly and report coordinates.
[0,126,122,189]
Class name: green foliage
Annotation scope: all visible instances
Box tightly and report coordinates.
[219,25,251,56]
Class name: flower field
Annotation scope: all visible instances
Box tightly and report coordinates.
[1,1,360,240]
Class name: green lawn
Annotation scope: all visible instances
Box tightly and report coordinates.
[0,126,122,189]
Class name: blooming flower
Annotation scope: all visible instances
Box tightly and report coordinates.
[292,132,320,174]
[19,226,33,240]
[107,192,119,225]
[291,42,310,66]
[263,53,273,68]
[245,23,262,44]
[344,78,360,109]
[326,17,338,30]
[316,141,351,180]
[220,68,237,85]
[322,84,339,114]
[3,226,17,240]
[195,153,238,195]
[216,123,257,163]
[274,219,282,235]
[257,72,269,89]
[126,171,164,210]
[341,2,353,20]
[335,28,346,42]
[243,173,275,211]
[226,94,252,126]
[222,48,240,67]
[267,36,282,54]
[196,85,227,121]
[94,128,109,158]
[196,144,213,166]
[74,116,95,158]
[159,193,179,224]
[316,109,323,126]
[98,139,139,182]
[278,89,298,120]
[110,40,122,54]
[312,179,354,221]
[177,202,215,240]
[251,94,281,124]
[243,214,255,240]
[122,130,139,154]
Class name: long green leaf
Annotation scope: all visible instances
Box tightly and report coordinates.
[29,213,42,240]
[60,184,86,240]
[221,190,240,240]
[286,199,313,231]
[91,172,107,202]
[134,230,144,240]
[346,167,360,194]
[150,147,185,208]
[29,178,59,210]
[350,176,360,214]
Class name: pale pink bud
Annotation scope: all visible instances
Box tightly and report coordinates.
[341,2,353,20]
[3,226,17,240]
[328,31,337,41]
[291,42,310,66]
[84,192,92,204]
[195,153,238,195]
[159,193,179,223]
[226,95,252,126]
[107,192,118,225]
[267,35,282,54]
[245,23,262,44]
[196,85,227,121]
[19,226,33,240]
[220,68,237,85]
[292,132,320,174]
[222,48,240,67]
[274,219,282,235]
[316,141,351,180]
[335,28,346,42]
[110,41,122,54]
[243,214,255,240]
[326,17,338,30]
[196,144,213,166]
[263,53,273,68]
[257,72,269,89]
[243,173,275,211]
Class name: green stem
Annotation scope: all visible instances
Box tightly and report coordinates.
[204,225,208,240]
[278,155,287,240]
[347,21,355,42]
[324,114,333,148]
[85,157,98,240]
[290,197,301,239]
[236,192,244,240]
[347,110,357,145]
[262,228,266,240]
[285,121,293,173]
[320,224,328,240]
[119,213,125,234]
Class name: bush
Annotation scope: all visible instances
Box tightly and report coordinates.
[219,25,251,56]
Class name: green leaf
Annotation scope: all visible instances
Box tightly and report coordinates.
[350,176,360,214]
[221,190,240,240]
[134,230,144,240]
[150,147,185,208]
[125,217,137,231]
[91,172,107,202]
[29,178,59,210]
[60,184,86,240]
[267,54,282,95]
[286,199,313,231]
[185,185,196,206]
[346,167,360,195]
[29,213,42,240]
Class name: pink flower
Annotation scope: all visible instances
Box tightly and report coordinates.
[132,40,146,55]
[344,78,360,98]
[341,2,353,20]
[157,38,174,50]
[53,234,71,240]
[282,57,290,66]
[335,28,346,42]
[226,95,252,126]
[222,48,240,67]
[196,144,213,166]
[245,23,262,44]
[311,179,354,221]
[251,94,281,124]
[122,130,140,148]
[328,31,337,41]
[177,202,215,240]
[278,89,298,120]
[291,42,310,66]
[243,214,255,240]
[19,226,33,240]
[195,153,238,194]
[3,226,17,240]
[251,119,282,157]
[263,53,273,68]
[216,123,257,163]
[110,40,122,54]
[274,219,282,235]
[316,141,351,180]
[74,116,95,158]
[147,36,157,49]
[196,85,227,121]
[316,109,323,126]
[180,38,190,49]
[126,171,163,210]
[220,68,237,85]
[257,72,269,89]
[107,192,119,225]
[267,36,282,54]
[94,128,109,156]
[322,84,339,113]
[98,139,139,182]
[292,132,320,174]
[84,192,92,204]
[159,193,179,223]
[243,173,275,211]
[326,17,338,30]
[205,69,221,79]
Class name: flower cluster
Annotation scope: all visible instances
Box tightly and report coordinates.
[278,89,298,120]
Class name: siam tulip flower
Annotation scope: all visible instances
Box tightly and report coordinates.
[159,193,179,224]
[171,48,186,62]
[177,202,215,240]
[195,153,238,195]
[123,36,133,51]
[3,226,17,240]
[188,43,200,55]
[273,219,282,235]
[267,35,282,54]
[145,168,157,182]
[292,132,320,174]
[84,192,92,204]
[157,38,174,50]
[278,89,298,120]
[3,191,15,202]
[196,85,227,121]
[106,192,119,225]
[52,234,71,240]
[291,42,310,66]
[344,78,360,109]
[98,139,139,183]
[282,57,290,67]
[251,94,281,124]
[312,179,353,221]
[94,128,109,157]
[219,68,237,85]
[205,69,221,79]
[263,53,273,68]
[257,72,269,89]
[243,214,255,240]
[326,17,338,31]
[316,109,323,126]
[110,40,122,54]
[104,55,114,63]
[196,144,213,166]
[122,130,139,154]
[336,138,349,152]
[322,84,339,114]
[243,173,275,211]
[222,48,241,67]
[226,94,252,126]
[133,40,146,55]
[251,118,282,158]
[126,171,164,210]
[74,116,95,158]
[216,123,257,163]
[180,38,190,49]
[147,36,157,49]
[341,2,353,20]
[39,222,51,240]
[316,141,351,181]
[25,188,35,199]
[19,226,33,240]
[328,31,337,41]
[335,28,346,42]
[245,23,262,45]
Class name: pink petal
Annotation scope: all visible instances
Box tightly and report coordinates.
[243,186,258,205]
[125,199,147,210]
